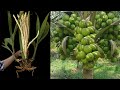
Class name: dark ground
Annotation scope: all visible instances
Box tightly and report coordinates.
[0,10,50,80]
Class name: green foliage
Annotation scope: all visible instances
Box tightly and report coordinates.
[51,58,120,79]
[32,13,50,60]
[2,11,18,54]
[8,11,12,36]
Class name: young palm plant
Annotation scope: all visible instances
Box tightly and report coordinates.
[12,11,49,78]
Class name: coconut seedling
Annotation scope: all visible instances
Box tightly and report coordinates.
[12,11,49,78]
[2,11,49,78]
[13,11,38,78]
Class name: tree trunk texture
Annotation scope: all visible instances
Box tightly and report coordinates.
[83,68,93,79]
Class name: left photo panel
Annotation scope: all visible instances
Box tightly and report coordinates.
[0,10,50,80]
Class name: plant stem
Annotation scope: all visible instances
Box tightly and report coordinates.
[32,42,38,60]
[19,31,25,59]
[12,40,15,53]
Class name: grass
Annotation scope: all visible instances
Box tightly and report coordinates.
[50,59,83,79]
[50,57,120,79]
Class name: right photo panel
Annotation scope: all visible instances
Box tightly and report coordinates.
[50,11,120,79]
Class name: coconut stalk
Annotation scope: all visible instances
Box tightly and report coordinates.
[13,11,39,59]
[83,68,93,79]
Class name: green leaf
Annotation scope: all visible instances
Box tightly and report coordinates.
[109,40,117,56]
[61,36,69,55]
[31,41,38,60]
[8,38,12,46]
[96,44,105,58]
[2,45,12,54]
[4,38,12,46]
[37,13,49,41]
[10,14,18,53]
[10,23,18,42]
[38,22,49,44]
[36,13,40,34]
[32,21,49,60]
[8,11,12,36]
[4,38,8,46]
[11,23,18,40]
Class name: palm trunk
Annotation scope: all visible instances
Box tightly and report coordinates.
[83,68,93,79]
